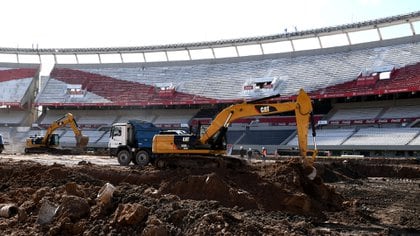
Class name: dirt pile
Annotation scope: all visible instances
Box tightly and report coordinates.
[0,158,344,235]
[1,156,419,235]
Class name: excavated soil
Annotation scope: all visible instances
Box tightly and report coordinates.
[0,154,419,235]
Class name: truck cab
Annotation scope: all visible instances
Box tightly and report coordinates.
[108,120,161,166]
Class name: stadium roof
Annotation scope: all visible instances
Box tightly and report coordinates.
[0,11,419,55]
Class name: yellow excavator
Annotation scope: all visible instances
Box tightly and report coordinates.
[24,113,89,154]
[152,89,318,178]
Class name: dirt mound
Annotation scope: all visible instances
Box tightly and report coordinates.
[155,159,343,214]
[0,158,344,235]
[1,156,418,235]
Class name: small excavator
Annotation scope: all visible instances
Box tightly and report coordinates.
[152,89,318,179]
[24,113,89,154]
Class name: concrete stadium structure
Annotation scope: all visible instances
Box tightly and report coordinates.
[0,11,420,157]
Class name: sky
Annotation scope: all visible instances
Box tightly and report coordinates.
[0,0,418,49]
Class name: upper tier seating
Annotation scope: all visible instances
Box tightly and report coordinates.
[0,67,38,106]
[36,41,420,106]
[37,69,215,106]
[315,62,420,97]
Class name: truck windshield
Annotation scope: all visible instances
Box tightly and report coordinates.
[110,126,122,137]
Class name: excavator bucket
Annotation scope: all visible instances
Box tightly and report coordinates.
[76,135,89,148]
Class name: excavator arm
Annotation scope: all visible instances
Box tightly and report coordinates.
[199,89,317,163]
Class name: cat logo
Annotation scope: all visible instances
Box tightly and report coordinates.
[260,106,270,113]
[256,105,277,113]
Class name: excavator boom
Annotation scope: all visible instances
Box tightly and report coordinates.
[198,89,316,161]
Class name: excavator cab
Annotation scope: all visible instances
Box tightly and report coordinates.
[29,133,59,146]
[49,133,60,146]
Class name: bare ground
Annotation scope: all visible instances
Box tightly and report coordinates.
[0,154,419,235]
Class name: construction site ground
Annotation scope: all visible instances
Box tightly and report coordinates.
[0,153,419,235]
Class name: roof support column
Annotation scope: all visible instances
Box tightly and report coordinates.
[376,27,383,41]
[259,43,265,55]
[409,21,416,35]
[317,35,323,48]
[345,32,352,45]
[186,49,192,60]
[164,51,169,61]
[142,52,147,62]
[119,52,124,63]
[290,39,295,52]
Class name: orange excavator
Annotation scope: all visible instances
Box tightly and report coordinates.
[24,113,89,154]
[151,89,318,178]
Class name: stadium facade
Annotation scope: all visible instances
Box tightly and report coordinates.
[0,11,420,157]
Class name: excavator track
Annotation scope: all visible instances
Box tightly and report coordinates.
[153,155,246,169]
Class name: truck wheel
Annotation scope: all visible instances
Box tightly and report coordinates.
[135,151,150,167]
[117,150,132,166]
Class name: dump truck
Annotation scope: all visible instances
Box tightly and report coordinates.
[25,113,89,154]
[108,120,162,166]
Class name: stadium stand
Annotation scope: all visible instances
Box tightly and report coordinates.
[343,128,420,146]
[38,108,198,129]
[381,105,420,119]
[0,12,419,157]
[314,62,420,99]
[35,40,420,107]
[60,130,107,148]
[0,65,38,107]
[0,109,28,125]
[287,128,356,147]
[36,68,217,106]
[329,108,383,121]
[233,130,295,146]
